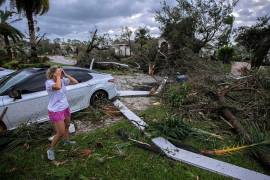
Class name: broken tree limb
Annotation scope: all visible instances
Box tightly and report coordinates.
[216,87,251,140]
[215,86,270,168]
[90,58,95,70]
[116,129,162,154]
[152,77,168,95]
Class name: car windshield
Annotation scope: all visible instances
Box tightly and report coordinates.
[0,70,32,95]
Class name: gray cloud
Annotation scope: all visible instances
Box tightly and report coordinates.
[1,0,269,41]
[233,0,270,27]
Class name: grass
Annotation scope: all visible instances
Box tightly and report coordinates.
[0,100,268,179]
[1,119,231,180]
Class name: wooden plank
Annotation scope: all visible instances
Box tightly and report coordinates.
[152,137,270,180]
[113,100,148,130]
[117,91,150,97]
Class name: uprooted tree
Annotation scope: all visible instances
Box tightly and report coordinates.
[77,28,115,67]
[235,16,270,68]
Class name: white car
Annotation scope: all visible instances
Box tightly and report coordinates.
[0,67,14,79]
[0,67,118,132]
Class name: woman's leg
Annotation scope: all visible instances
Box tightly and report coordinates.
[63,115,76,145]
[64,116,71,141]
[47,120,66,160]
[51,120,66,148]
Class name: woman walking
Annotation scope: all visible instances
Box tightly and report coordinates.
[46,66,78,161]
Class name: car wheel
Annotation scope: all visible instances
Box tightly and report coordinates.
[90,90,108,106]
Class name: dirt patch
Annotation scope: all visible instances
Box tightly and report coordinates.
[74,73,161,133]
[75,117,122,134]
[115,73,161,111]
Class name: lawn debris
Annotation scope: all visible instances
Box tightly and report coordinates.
[148,116,224,143]
[1,122,53,152]
[162,69,270,168]
[95,142,104,149]
[101,104,122,117]
[81,148,92,158]
[52,160,67,167]
[116,129,161,154]
[201,140,270,155]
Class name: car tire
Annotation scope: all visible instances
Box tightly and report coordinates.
[90,90,108,106]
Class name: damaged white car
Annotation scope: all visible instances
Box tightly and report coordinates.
[0,67,117,132]
[0,67,14,79]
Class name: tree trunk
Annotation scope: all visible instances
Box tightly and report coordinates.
[128,38,132,56]
[3,35,13,60]
[26,10,38,61]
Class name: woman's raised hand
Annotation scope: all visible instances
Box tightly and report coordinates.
[54,68,62,77]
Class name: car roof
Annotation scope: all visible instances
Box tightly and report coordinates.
[23,66,92,74]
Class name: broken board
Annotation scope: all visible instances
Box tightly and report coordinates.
[113,100,148,130]
[117,91,150,97]
[152,137,270,180]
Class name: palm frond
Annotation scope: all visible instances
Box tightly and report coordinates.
[201,140,270,155]
[10,0,50,15]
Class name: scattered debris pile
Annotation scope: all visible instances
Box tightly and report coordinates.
[0,123,53,152]
[162,65,270,168]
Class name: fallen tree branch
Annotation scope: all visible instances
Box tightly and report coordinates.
[214,85,270,168]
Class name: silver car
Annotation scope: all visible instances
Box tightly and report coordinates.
[0,67,14,79]
[0,67,117,132]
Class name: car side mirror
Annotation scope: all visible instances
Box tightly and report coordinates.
[8,89,22,100]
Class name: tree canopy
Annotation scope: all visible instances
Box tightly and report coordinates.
[156,0,238,53]
[236,16,270,67]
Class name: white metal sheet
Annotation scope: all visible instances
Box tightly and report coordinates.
[117,91,150,97]
[113,100,148,130]
[152,137,270,180]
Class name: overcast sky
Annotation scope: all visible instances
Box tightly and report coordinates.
[1,0,270,41]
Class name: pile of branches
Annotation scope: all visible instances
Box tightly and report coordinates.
[163,68,270,168]
[0,122,53,152]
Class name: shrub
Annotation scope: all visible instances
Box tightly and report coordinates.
[217,45,234,64]
[2,60,20,69]
[165,83,192,107]
[149,116,192,140]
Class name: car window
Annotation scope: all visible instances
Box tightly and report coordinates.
[65,69,92,83]
[16,72,47,94]
[0,70,32,95]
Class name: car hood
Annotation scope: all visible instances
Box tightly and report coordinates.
[0,69,14,79]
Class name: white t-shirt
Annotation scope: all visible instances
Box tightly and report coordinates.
[45,78,70,112]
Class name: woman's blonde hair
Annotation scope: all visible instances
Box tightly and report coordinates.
[46,66,58,79]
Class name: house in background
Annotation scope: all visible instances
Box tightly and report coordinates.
[112,43,131,57]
